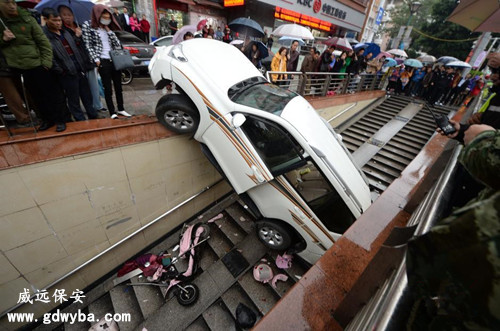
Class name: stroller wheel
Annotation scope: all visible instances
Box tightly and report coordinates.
[176,283,199,306]
[199,224,211,239]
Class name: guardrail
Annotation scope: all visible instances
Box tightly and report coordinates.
[265,71,387,97]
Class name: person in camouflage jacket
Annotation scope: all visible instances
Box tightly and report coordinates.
[406,127,499,330]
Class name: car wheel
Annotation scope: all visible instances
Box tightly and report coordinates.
[121,69,133,85]
[256,220,292,250]
[155,94,200,134]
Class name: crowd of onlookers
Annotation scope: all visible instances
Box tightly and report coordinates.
[0,1,139,132]
[385,64,488,107]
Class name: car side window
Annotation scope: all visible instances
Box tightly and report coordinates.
[240,116,304,175]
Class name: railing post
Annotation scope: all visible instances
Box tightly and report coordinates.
[369,74,377,91]
[341,74,350,94]
[357,75,365,92]
[298,73,306,96]
[322,74,331,96]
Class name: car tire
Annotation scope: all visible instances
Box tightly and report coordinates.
[121,69,133,85]
[155,94,200,134]
[256,220,292,250]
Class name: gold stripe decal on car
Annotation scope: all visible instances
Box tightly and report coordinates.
[175,67,271,182]
[273,177,335,243]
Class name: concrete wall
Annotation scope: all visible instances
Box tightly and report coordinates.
[0,135,231,320]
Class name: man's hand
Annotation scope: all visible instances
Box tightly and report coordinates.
[75,27,82,37]
[436,119,460,139]
[464,124,495,145]
[96,61,101,67]
[467,112,482,125]
[3,29,15,42]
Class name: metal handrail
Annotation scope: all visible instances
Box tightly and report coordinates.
[265,71,386,97]
[346,144,463,330]
[0,178,224,318]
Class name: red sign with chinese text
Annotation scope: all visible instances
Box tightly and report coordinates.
[224,0,244,7]
[275,7,332,32]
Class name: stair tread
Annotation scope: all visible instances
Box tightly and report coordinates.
[87,294,114,321]
[202,300,237,331]
[237,270,279,316]
[109,285,143,331]
[130,276,164,319]
[225,203,255,234]
[185,316,211,331]
[221,283,262,322]
[214,212,246,246]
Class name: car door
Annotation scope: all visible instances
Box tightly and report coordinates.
[201,111,274,194]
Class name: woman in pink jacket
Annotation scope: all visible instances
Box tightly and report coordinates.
[129,12,142,40]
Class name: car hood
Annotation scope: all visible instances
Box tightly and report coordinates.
[280,97,372,211]
[174,39,263,95]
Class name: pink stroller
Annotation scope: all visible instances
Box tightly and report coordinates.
[129,222,210,305]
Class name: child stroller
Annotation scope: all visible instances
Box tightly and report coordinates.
[128,221,210,306]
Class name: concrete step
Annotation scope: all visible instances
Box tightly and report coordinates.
[202,300,236,331]
[63,307,91,331]
[185,316,211,331]
[221,283,262,323]
[213,212,246,246]
[87,294,114,322]
[237,270,280,316]
[108,285,143,331]
[199,242,219,272]
[225,202,255,234]
[129,276,164,319]
[206,222,234,259]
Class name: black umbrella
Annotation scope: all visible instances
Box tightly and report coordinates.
[228,17,264,38]
[253,41,268,59]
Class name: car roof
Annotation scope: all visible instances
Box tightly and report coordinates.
[178,39,263,94]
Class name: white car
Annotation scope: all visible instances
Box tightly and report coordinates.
[150,35,174,49]
[149,39,372,264]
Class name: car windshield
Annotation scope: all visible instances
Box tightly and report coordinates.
[231,83,297,116]
[155,37,173,47]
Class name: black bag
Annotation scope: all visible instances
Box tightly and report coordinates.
[235,303,257,328]
[109,49,134,70]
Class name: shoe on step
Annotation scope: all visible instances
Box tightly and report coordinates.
[111,114,119,119]
[117,110,132,117]
[56,123,66,132]
[38,121,54,131]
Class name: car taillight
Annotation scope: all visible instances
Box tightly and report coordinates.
[123,46,139,54]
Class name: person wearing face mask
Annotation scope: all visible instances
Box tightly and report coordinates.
[82,4,132,119]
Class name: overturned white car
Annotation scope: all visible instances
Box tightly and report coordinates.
[149,39,372,264]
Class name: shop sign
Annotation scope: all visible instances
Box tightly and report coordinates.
[224,0,244,7]
[375,7,384,25]
[258,0,365,32]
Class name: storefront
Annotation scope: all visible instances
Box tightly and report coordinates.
[256,0,368,38]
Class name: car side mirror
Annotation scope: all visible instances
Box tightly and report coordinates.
[232,113,246,129]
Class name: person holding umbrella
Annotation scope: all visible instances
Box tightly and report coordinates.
[82,4,131,119]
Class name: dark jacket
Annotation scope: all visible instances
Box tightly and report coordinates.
[0,7,52,70]
[300,54,317,73]
[287,49,299,72]
[62,24,94,71]
[43,26,87,76]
